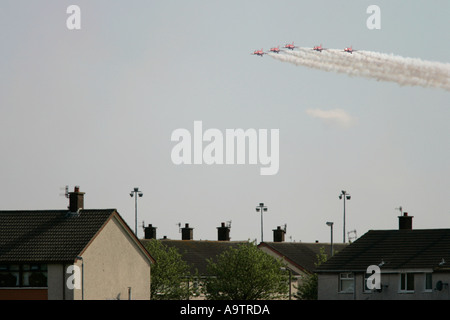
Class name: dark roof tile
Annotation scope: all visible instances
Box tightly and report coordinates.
[259,242,348,273]
[142,239,248,275]
[316,229,450,272]
[0,209,115,263]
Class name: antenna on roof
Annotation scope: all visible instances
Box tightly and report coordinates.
[395,206,403,215]
[283,223,287,233]
[348,229,357,242]
[176,222,181,233]
[226,220,232,228]
[59,185,69,198]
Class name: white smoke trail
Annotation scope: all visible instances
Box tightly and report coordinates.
[268,48,450,91]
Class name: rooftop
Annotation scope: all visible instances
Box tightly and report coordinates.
[259,241,348,274]
[141,239,249,275]
[0,209,117,263]
[316,228,450,272]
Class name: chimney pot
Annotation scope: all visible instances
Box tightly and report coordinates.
[68,186,84,212]
[144,224,157,240]
[273,226,285,242]
[217,222,231,241]
[398,212,413,230]
[181,223,193,240]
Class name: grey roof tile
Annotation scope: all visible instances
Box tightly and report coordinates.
[316,229,450,272]
[0,209,115,263]
[142,239,248,275]
[259,242,348,273]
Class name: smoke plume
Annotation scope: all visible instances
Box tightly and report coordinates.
[268,48,450,91]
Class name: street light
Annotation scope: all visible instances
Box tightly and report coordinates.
[130,187,143,236]
[255,203,268,243]
[326,222,334,257]
[339,190,351,243]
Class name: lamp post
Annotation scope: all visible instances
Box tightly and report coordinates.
[130,187,143,236]
[339,190,351,243]
[255,203,268,243]
[326,222,334,257]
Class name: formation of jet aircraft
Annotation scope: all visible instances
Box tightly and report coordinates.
[251,43,356,56]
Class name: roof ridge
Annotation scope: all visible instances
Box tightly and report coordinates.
[0,208,116,262]
[0,208,117,213]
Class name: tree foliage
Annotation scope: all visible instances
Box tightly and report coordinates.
[202,242,288,300]
[144,239,197,300]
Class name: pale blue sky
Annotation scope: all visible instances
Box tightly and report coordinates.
[1,1,449,243]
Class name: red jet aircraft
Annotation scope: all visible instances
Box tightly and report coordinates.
[313,44,324,52]
[344,46,354,54]
[251,48,266,57]
[284,42,297,50]
[269,46,281,53]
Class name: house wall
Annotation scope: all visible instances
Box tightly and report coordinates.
[318,273,343,300]
[319,272,450,300]
[47,264,74,300]
[73,216,151,300]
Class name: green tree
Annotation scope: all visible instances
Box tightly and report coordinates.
[294,246,328,300]
[202,242,288,300]
[144,239,197,300]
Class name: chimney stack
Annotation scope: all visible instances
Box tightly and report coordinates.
[273,226,286,242]
[68,186,84,212]
[181,223,193,240]
[217,222,231,241]
[144,224,157,240]
[398,212,413,230]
